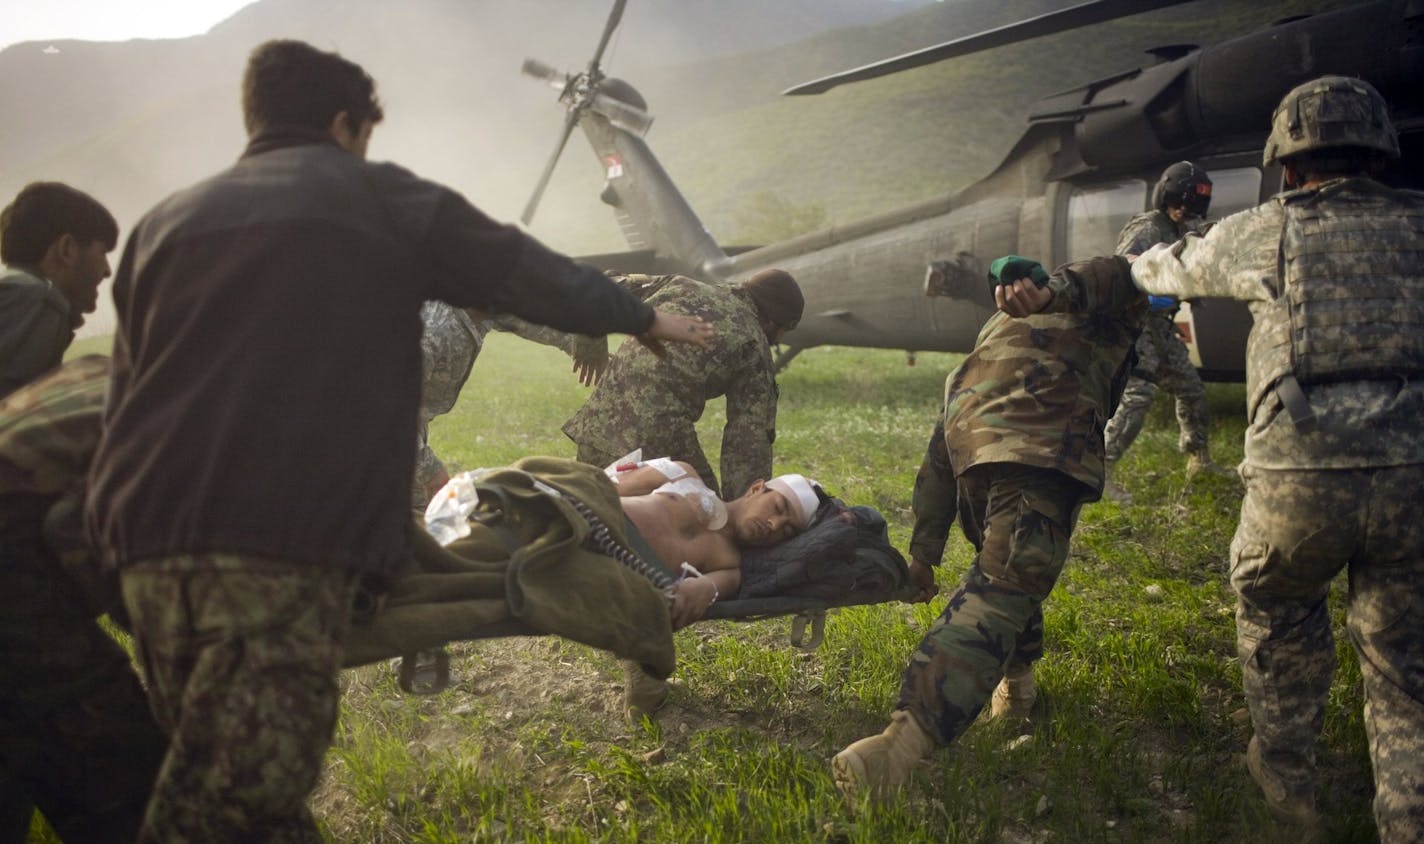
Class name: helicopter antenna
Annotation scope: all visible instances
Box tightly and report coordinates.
[784,0,1199,96]
[520,0,653,225]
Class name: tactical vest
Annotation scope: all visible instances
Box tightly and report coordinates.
[1246,180,1424,426]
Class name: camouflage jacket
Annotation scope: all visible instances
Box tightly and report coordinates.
[941,256,1145,495]
[1132,177,1424,469]
[562,274,777,499]
[1115,209,1188,257]
[0,355,115,615]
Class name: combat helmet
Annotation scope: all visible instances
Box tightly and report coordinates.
[1152,161,1212,218]
[1263,75,1399,166]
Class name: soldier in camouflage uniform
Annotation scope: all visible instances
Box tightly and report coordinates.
[1132,77,1424,837]
[414,303,607,507]
[833,255,1145,802]
[1102,162,1224,503]
[563,268,802,499]
[0,356,165,844]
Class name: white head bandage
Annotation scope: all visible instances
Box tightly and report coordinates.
[765,473,820,531]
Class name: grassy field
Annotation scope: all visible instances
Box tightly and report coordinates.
[299,334,1375,843]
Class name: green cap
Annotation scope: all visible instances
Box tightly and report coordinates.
[987,255,1049,293]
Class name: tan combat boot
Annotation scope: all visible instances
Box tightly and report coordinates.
[989,664,1036,720]
[832,709,937,803]
[622,660,669,722]
[1245,737,1320,829]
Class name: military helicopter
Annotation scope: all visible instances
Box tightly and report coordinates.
[519,0,1423,380]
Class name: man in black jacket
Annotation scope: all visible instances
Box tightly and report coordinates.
[86,39,711,843]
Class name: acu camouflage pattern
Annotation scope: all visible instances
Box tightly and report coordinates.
[898,463,1084,744]
[1103,209,1212,462]
[1274,180,1424,388]
[1134,175,1424,837]
[1114,208,1187,258]
[1131,178,1424,470]
[944,256,1145,496]
[0,355,166,843]
[415,301,483,503]
[563,274,778,499]
[121,557,356,844]
[1232,463,1424,841]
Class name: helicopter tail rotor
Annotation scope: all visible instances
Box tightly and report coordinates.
[519,0,652,225]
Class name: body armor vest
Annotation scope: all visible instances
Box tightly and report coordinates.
[1246,179,1424,423]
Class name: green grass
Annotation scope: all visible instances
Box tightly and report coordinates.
[43,332,1374,841]
[318,334,1377,842]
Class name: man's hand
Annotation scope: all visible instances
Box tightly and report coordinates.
[994,278,1053,317]
[638,310,714,357]
[908,558,937,603]
[572,352,609,387]
[670,575,718,629]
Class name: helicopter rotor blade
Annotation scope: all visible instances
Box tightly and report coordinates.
[588,0,628,72]
[783,0,1198,96]
[521,57,567,89]
[520,108,580,226]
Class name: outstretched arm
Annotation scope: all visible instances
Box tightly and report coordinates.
[610,459,701,497]
[996,256,1139,318]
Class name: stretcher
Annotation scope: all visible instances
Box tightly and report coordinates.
[355,457,914,694]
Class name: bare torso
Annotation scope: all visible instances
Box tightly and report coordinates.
[610,460,743,628]
[621,492,739,576]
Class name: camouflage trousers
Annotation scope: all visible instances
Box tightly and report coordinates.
[898,463,1088,743]
[1103,314,1210,462]
[1232,464,1424,841]
[0,498,165,844]
[121,556,358,844]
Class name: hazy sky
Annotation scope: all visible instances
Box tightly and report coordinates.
[1,0,259,51]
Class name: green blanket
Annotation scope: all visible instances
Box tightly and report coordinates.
[343,456,676,679]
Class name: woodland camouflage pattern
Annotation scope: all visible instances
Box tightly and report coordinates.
[0,356,165,843]
[900,463,1077,743]
[1103,209,1211,462]
[943,256,1146,495]
[1134,176,1424,838]
[898,256,1141,743]
[563,274,778,499]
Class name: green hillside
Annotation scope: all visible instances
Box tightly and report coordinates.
[633,0,1361,245]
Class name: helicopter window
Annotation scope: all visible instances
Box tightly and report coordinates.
[1202,167,1263,220]
[1065,180,1146,260]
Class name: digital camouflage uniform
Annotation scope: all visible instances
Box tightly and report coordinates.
[1102,210,1211,463]
[414,303,606,507]
[563,274,778,499]
[900,256,1145,743]
[1133,176,1424,838]
[0,356,165,844]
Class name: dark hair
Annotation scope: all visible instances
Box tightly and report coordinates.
[241,39,384,136]
[738,268,804,330]
[0,182,118,266]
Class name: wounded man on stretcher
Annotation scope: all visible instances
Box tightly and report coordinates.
[0,356,907,709]
[349,453,910,702]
